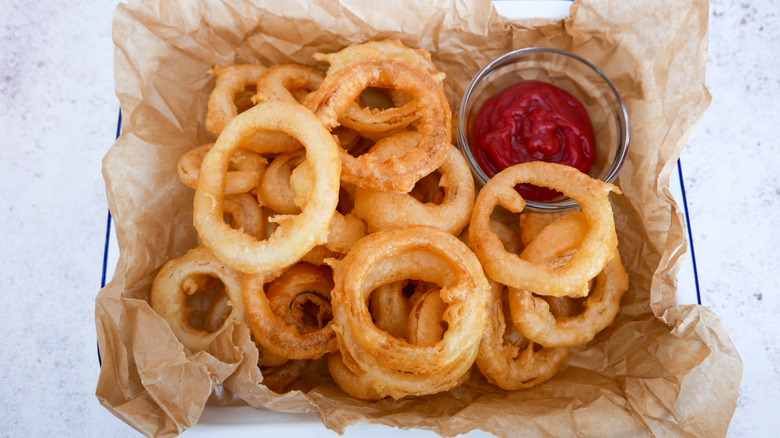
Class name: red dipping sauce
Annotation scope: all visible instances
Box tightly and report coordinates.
[472,80,596,201]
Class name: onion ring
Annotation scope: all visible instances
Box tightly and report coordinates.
[509,256,628,348]
[193,101,340,274]
[313,40,446,135]
[408,171,443,205]
[519,211,588,266]
[203,289,233,334]
[407,280,439,308]
[328,346,472,401]
[206,64,268,135]
[253,64,324,105]
[328,226,489,399]
[222,193,264,239]
[207,64,307,154]
[306,60,451,192]
[177,143,266,195]
[509,211,629,348]
[258,150,305,215]
[242,263,337,360]
[322,210,367,254]
[519,211,567,248]
[314,40,445,82]
[460,220,523,257]
[369,281,411,339]
[405,288,447,344]
[541,295,578,319]
[327,351,383,400]
[353,131,475,235]
[299,245,342,266]
[329,309,473,401]
[469,161,621,297]
[328,345,465,401]
[475,280,569,390]
[150,246,245,352]
[265,262,334,335]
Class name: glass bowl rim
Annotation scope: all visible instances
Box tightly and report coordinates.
[457,46,630,212]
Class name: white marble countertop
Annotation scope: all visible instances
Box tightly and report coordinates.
[1,0,777,436]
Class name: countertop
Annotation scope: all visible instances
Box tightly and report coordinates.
[1,0,777,436]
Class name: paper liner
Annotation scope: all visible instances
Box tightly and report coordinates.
[96,0,741,436]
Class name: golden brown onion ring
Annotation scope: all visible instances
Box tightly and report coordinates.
[459,220,523,257]
[407,280,439,309]
[327,351,383,400]
[306,60,451,192]
[368,281,411,339]
[353,131,475,235]
[207,64,306,154]
[328,329,472,401]
[542,295,578,319]
[405,288,446,345]
[314,40,445,82]
[519,211,567,248]
[509,211,629,348]
[203,289,233,334]
[222,193,264,239]
[299,245,342,266]
[207,64,312,154]
[328,226,489,399]
[469,162,621,297]
[243,263,337,360]
[258,150,306,215]
[150,246,245,352]
[519,211,588,268]
[253,63,393,137]
[253,64,324,105]
[206,64,268,135]
[322,211,367,254]
[441,76,464,144]
[313,40,446,135]
[265,263,334,335]
[408,171,443,204]
[177,143,266,195]
[475,280,569,390]
[194,101,340,274]
[509,256,628,348]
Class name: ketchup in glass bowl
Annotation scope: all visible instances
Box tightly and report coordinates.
[458,47,629,212]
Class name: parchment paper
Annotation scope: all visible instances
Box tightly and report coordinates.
[96,0,742,436]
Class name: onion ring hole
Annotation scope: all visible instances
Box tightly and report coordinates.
[182,274,228,333]
[234,85,257,113]
[409,171,444,205]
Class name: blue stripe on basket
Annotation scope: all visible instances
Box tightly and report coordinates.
[98,109,122,366]
[676,159,702,305]
[100,211,112,289]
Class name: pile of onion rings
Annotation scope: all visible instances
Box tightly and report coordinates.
[149,40,628,397]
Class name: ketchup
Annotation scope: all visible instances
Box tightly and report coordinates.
[472,80,596,201]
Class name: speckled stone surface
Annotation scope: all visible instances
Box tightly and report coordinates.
[680,0,780,435]
[0,0,776,436]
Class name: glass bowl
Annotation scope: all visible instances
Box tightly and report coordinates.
[457,47,630,212]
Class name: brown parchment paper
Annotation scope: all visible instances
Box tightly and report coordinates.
[96,0,742,436]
